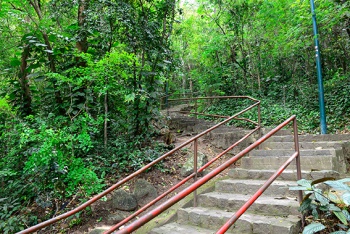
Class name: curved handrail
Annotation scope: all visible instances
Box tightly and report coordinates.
[18,96,260,234]
[110,115,300,234]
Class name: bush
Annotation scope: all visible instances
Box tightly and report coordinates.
[290,178,350,234]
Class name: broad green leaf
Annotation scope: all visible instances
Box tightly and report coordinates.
[330,231,347,234]
[10,57,21,67]
[302,223,325,234]
[338,178,350,183]
[324,181,350,191]
[328,192,341,203]
[329,204,341,212]
[297,179,312,189]
[315,190,329,205]
[299,198,312,213]
[342,193,350,206]
[289,186,308,191]
[342,209,350,221]
[312,208,319,220]
[334,211,348,225]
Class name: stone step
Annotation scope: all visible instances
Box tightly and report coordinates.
[248,148,341,157]
[207,132,252,151]
[265,134,350,143]
[260,141,344,150]
[228,168,340,181]
[198,192,299,216]
[149,222,213,234]
[240,155,339,171]
[177,207,300,234]
[215,179,298,197]
[260,128,292,136]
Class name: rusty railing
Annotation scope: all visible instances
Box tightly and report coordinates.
[216,115,302,233]
[111,115,301,234]
[19,96,260,234]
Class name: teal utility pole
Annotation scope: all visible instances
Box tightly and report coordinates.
[310,0,327,134]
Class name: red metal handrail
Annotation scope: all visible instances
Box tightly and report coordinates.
[18,96,260,234]
[110,115,301,234]
[216,116,302,233]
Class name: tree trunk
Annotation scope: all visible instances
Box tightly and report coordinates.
[29,0,64,112]
[76,0,89,54]
[19,45,32,115]
[104,89,108,149]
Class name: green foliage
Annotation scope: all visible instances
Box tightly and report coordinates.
[0,197,37,234]
[173,0,350,133]
[302,223,326,234]
[0,114,105,229]
[290,178,350,233]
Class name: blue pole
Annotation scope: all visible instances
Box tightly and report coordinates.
[310,0,327,134]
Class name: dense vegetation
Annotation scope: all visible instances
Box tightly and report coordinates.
[0,0,349,232]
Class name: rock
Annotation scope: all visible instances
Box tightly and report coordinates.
[180,151,208,177]
[111,189,137,211]
[106,212,126,225]
[133,179,158,207]
[88,227,110,234]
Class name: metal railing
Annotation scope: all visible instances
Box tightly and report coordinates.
[112,115,301,234]
[216,115,302,233]
[18,96,260,234]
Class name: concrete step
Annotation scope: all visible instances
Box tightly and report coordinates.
[228,168,340,181]
[207,131,252,151]
[260,141,344,150]
[177,207,300,234]
[215,179,298,197]
[198,192,299,216]
[260,128,292,136]
[149,222,213,234]
[265,134,350,143]
[248,148,341,157]
[241,155,339,171]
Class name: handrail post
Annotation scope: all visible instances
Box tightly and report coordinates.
[193,139,198,207]
[194,98,198,119]
[258,102,262,149]
[293,117,302,203]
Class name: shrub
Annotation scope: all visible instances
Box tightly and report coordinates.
[290,178,350,234]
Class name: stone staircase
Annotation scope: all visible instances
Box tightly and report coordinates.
[150,129,350,233]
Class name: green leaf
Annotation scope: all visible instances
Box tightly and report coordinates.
[342,192,350,206]
[312,208,319,220]
[338,178,350,183]
[329,204,341,212]
[342,209,350,221]
[10,58,21,67]
[330,231,347,234]
[125,93,135,103]
[299,198,312,213]
[324,181,350,191]
[302,223,325,234]
[328,192,341,203]
[334,210,348,225]
[35,43,47,47]
[315,189,329,205]
[297,179,312,189]
[289,186,308,191]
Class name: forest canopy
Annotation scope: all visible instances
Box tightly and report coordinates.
[0,0,349,232]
